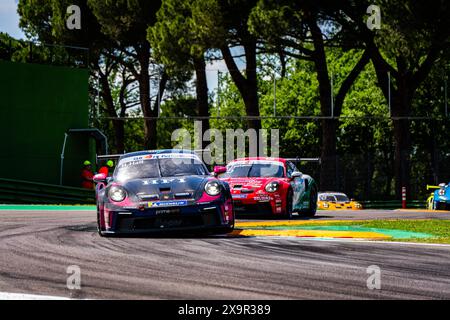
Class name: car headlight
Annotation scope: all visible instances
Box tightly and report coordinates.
[265,181,279,193]
[109,186,127,202]
[205,181,221,196]
[323,203,329,208]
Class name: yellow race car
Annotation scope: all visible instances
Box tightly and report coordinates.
[317,192,362,210]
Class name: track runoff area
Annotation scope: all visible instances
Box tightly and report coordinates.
[1,205,449,241]
[1,205,450,300]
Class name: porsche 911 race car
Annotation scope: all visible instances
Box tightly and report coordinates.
[93,150,234,236]
[427,183,450,210]
[217,157,318,218]
[317,192,362,210]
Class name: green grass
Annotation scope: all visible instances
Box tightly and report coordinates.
[299,220,450,244]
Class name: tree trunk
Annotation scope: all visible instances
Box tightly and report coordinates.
[194,57,210,150]
[391,75,413,198]
[243,39,261,131]
[99,72,125,154]
[114,120,125,154]
[220,42,261,131]
[320,119,338,190]
[308,17,337,191]
[430,120,439,184]
[135,43,157,149]
[153,71,168,149]
[392,118,411,198]
[368,41,442,199]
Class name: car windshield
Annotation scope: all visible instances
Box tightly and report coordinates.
[222,162,284,178]
[335,195,350,202]
[319,194,350,202]
[319,195,334,201]
[114,157,208,181]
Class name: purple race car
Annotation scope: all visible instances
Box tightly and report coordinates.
[94,149,235,236]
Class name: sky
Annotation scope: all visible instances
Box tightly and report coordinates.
[0,0,25,39]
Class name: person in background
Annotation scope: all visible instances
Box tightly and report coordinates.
[81,160,94,189]
[98,160,114,176]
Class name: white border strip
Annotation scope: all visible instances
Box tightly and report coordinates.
[0,292,71,300]
[291,237,450,247]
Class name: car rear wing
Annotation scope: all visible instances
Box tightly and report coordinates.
[96,150,211,164]
[285,157,321,164]
[96,154,122,164]
[427,184,446,190]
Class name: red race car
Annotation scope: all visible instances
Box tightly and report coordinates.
[216,157,319,218]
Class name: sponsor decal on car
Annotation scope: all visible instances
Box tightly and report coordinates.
[254,195,271,201]
[148,200,188,207]
[155,208,181,215]
[230,160,284,166]
[142,178,186,185]
[118,153,199,167]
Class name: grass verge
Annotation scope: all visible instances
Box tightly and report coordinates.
[284,220,450,244]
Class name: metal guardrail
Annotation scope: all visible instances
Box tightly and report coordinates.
[360,200,427,210]
[0,177,430,208]
[0,178,95,204]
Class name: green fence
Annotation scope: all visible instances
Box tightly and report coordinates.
[0,176,430,208]
[0,60,91,187]
[0,178,95,204]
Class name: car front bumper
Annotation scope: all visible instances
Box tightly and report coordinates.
[101,201,233,234]
[231,191,284,215]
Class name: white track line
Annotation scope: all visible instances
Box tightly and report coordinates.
[0,292,72,300]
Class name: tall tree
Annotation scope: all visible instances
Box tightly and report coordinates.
[148,0,210,149]
[187,0,263,132]
[88,0,165,149]
[17,0,131,153]
[348,0,450,197]
[249,0,370,190]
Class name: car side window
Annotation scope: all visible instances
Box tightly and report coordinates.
[286,161,295,178]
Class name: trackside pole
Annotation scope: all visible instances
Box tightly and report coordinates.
[60,133,69,185]
[402,187,406,209]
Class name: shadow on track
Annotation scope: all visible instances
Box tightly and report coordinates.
[65,223,237,239]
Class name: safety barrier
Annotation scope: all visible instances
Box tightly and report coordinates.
[0,178,95,204]
[360,200,426,210]
[0,177,429,208]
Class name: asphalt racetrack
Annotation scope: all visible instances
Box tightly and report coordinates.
[1,209,450,299]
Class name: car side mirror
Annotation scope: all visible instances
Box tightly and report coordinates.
[213,166,227,176]
[291,171,303,179]
[93,173,107,183]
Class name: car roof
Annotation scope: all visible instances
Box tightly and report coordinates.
[231,157,287,163]
[119,149,197,160]
[319,192,348,196]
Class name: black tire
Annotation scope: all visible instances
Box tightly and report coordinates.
[303,188,317,217]
[97,206,105,237]
[217,225,235,234]
[283,189,294,219]
[435,201,450,211]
